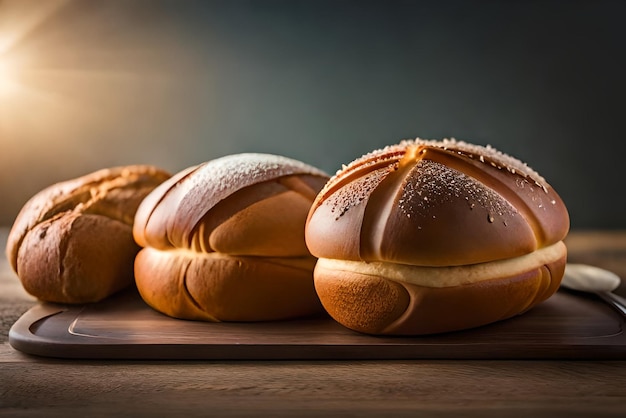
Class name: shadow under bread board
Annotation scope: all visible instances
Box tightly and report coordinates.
[8,288,626,360]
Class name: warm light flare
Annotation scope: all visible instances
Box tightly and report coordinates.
[0,0,73,145]
[0,0,207,226]
[0,0,186,148]
[0,0,198,187]
[0,54,19,98]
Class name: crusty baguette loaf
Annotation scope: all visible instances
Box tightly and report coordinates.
[305,138,570,335]
[5,165,171,304]
[132,153,330,321]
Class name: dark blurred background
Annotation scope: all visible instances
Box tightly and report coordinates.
[0,0,624,229]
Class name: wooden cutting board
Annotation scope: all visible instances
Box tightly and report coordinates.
[8,287,626,360]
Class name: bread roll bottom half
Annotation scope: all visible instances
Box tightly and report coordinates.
[313,241,566,336]
[135,248,321,322]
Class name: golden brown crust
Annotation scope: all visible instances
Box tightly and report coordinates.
[134,154,329,252]
[132,153,330,321]
[135,248,322,321]
[314,253,566,335]
[304,138,570,335]
[6,165,171,303]
[306,139,569,266]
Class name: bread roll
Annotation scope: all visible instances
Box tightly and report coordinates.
[133,153,330,322]
[6,165,171,304]
[305,138,570,335]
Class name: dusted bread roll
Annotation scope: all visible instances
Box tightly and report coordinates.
[305,139,570,335]
[133,153,330,322]
[6,165,171,304]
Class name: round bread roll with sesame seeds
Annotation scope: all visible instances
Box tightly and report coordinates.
[305,138,569,335]
[133,153,330,322]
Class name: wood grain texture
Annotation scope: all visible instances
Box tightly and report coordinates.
[2,228,626,417]
[1,358,625,417]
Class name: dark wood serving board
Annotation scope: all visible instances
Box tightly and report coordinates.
[8,287,626,360]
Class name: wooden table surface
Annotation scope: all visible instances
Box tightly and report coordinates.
[1,227,625,417]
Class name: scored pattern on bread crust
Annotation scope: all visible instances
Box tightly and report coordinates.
[7,166,171,271]
[322,138,547,196]
[134,153,328,252]
[305,138,569,266]
[133,153,330,322]
[5,165,171,304]
[304,138,570,335]
[311,138,554,225]
[398,159,518,222]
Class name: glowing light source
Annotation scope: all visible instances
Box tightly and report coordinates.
[0,54,19,98]
[0,0,189,156]
[0,56,8,81]
[0,0,71,144]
